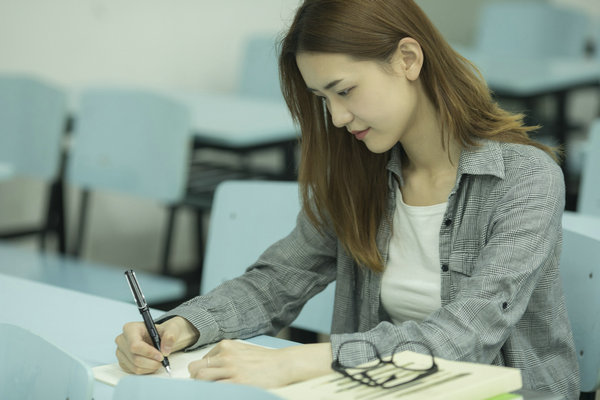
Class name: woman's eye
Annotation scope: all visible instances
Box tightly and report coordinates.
[338,87,354,97]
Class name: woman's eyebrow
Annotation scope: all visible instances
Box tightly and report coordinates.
[307,79,344,93]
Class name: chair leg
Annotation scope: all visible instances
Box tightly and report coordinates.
[71,189,90,258]
[39,183,54,251]
[190,208,205,297]
[39,178,67,254]
[282,141,297,180]
[55,179,67,254]
[160,206,177,276]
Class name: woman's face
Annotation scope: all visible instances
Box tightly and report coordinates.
[296,44,423,154]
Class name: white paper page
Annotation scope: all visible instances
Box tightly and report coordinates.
[93,344,216,386]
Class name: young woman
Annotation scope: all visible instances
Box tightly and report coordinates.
[115,1,579,398]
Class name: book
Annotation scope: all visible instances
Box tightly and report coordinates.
[270,351,522,400]
[484,394,523,400]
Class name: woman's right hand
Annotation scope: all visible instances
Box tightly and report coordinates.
[115,316,199,374]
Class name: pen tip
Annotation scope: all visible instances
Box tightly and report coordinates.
[165,365,172,376]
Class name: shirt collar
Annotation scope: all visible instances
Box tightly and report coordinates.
[386,138,506,189]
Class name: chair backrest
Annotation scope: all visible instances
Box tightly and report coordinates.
[578,119,600,216]
[238,34,283,101]
[561,212,600,393]
[475,2,590,59]
[68,87,192,203]
[114,375,281,400]
[0,74,67,180]
[594,23,600,59]
[0,323,93,399]
[202,180,336,334]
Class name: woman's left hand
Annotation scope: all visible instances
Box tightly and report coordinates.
[188,340,332,388]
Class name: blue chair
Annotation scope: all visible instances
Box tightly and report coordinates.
[0,74,68,251]
[202,180,335,336]
[113,375,281,400]
[67,87,193,286]
[0,323,93,400]
[475,2,590,58]
[238,34,283,101]
[578,119,600,216]
[561,212,600,398]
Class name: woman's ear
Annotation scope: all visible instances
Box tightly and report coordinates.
[391,37,424,81]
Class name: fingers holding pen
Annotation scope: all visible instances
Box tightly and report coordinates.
[115,321,164,374]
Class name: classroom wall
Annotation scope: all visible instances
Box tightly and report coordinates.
[0,0,595,274]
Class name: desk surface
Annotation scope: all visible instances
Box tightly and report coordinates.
[0,274,562,400]
[0,273,296,400]
[455,46,600,97]
[69,89,299,148]
[173,92,299,148]
[0,242,185,304]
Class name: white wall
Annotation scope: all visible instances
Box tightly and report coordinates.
[0,0,301,91]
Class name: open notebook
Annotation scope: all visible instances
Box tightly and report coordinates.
[94,342,220,385]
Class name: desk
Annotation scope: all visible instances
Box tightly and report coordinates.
[169,91,299,180]
[0,273,561,400]
[456,46,600,147]
[0,273,297,400]
[455,46,600,210]
[0,242,185,304]
[173,92,297,148]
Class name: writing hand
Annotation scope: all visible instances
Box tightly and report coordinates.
[115,316,199,374]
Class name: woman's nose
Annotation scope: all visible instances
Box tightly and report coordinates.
[328,100,353,128]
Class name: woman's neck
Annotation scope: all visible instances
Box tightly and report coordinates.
[400,97,461,176]
[398,98,461,206]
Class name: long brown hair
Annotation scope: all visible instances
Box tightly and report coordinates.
[278,0,559,272]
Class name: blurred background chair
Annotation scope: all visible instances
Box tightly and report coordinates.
[0,74,68,252]
[67,87,193,300]
[475,2,590,59]
[201,180,335,343]
[238,33,284,101]
[114,375,281,400]
[0,323,94,400]
[577,119,600,216]
[561,213,600,399]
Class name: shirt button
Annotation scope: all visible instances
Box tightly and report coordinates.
[441,263,449,272]
[502,302,508,310]
[444,218,452,227]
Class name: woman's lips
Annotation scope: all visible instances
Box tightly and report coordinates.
[351,128,370,140]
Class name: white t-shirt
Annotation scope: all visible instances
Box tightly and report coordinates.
[380,188,446,324]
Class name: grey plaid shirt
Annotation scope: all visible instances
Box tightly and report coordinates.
[161,139,579,399]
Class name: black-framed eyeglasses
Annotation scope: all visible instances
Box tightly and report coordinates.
[331,340,438,389]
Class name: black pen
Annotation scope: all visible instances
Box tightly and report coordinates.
[124,269,172,376]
